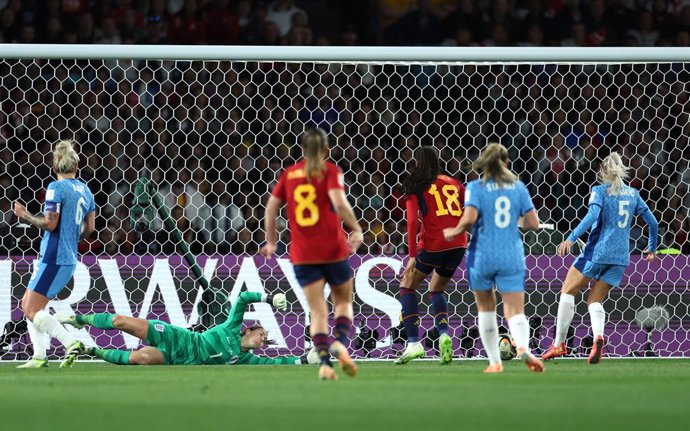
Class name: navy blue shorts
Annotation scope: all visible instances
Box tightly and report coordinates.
[293,260,353,287]
[416,248,466,278]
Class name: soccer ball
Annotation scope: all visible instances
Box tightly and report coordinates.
[498,333,517,360]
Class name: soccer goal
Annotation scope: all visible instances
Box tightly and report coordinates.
[1,45,688,360]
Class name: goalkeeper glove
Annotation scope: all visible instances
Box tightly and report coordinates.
[266,293,287,311]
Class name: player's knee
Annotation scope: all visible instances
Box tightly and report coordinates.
[21,302,39,321]
[111,314,127,329]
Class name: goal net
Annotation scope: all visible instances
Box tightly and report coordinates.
[1,46,688,360]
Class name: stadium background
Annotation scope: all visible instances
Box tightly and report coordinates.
[0,0,689,360]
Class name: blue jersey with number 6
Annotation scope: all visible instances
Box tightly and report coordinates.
[577,184,654,266]
[40,179,95,265]
[465,179,535,273]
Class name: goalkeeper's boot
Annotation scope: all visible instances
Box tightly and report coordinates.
[59,341,85,368]
[439,333,453,365]
[588,336,605,365]
[16,358,48,368]
[329,341,358,377]
[518,348,545,373]
[393,342,424,365]
[482,363,504,374]
[318,364,337,381]
[55,313,85,329]
[541,342,567,361]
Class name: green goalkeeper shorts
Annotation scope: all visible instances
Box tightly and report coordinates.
[145,320,204,365]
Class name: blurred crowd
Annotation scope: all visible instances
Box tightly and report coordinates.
[0,0,689,47]
[0,1,689,258]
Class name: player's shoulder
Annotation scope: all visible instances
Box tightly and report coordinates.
[282,161,306,180]
[437,173,460,186]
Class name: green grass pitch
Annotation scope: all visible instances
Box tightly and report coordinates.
[1,359,688,431]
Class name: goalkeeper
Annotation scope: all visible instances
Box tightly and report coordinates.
[58,292,315,365]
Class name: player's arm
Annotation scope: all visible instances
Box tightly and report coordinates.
[328,188,363,253]
[13,201,59,232]
[403,195,420,278]
[239,353,303,365]
[443,206,478,241]
[260,194,283,259]
[80,211,96,240]
[519,210,540,231]
[557,191,602,256]
[224,291,287,330]
[636,196,659,261]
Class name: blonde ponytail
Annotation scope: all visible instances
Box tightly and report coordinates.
[474,143,517,187]
[302,128,328,182]
[53,140,80,174]
[598,152,630,194]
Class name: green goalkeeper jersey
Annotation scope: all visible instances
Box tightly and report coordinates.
[198,292,300,365]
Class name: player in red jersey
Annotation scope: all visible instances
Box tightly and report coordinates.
[394,146,468,365]
[261,128,363,381]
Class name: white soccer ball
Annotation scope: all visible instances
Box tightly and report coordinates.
[635,306,670,331]
[498,333,517,361]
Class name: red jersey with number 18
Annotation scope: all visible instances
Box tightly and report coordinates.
[272,160,350,264]
[406,174,468,257]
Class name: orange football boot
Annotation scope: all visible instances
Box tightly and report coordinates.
[542,342,567,361]
[319,365,337,380]
[588,336,605,365]
[483,363,504,373]
[519,349,545,373]
[329,341,358,377]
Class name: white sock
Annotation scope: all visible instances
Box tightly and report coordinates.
[588,302,606,338]
[508,314,531,355]
[26,319,49,360]
[554,293,575,345]
[32,310,77,348]
[478,311,501,365]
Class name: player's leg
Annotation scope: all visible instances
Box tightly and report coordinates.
[21,264,85,368]
[296,264,335,380]
[585,271,617,365]
[543,260,592,360]
[473,287,503,373]
[17,290,50,368]
[328,264,358,377]
[501,285,544,373]
[429,248,465,365]
[394,262,428,364]
[86,346,165,366]
[59,313,150,340]
[429,272,453,364]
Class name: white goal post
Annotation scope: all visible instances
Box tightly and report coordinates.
[1,45,688,360]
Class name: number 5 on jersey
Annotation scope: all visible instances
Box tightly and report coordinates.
[294,184,319,227]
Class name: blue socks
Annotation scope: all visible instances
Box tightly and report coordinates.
[399,288,420,343]
[430,291,449,335]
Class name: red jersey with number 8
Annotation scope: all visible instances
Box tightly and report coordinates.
[406,174,468,257]
[272,160,350,264]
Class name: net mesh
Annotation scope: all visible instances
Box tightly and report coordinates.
[1,57,689,360]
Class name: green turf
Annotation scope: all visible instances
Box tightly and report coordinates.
[1,359,688,431]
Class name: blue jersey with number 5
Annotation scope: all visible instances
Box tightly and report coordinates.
[40,179,95,265]
[465,179,535,273]
[580,184,652,266]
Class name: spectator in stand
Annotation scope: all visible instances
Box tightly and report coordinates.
[266,0,305,38]
[168,0,206,44]
[385,0,443,45]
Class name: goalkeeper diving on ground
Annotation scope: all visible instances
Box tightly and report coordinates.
[58,291,318,366]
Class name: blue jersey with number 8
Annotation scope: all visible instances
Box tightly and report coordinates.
[577,184,653,266]
[465,179,535,273]
[40,178,95,265]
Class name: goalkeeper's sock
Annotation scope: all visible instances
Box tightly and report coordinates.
[554,293,575,345]
[399,288,420,343]
[26,319,49,360]
[76,313,115,329]
[588,302,606,338]
[508,314,531,354]
[477,311,501,366]
[92,348,131,365]
[334,316,351,346]
[312,333,331,366]
[33,310,77,349]
[430,291,449,335]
